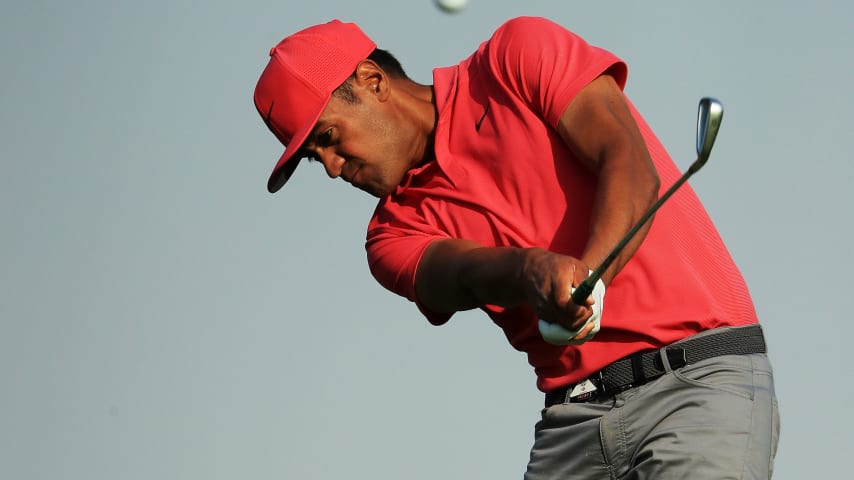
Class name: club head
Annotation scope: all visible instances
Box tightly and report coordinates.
[696,97,724,161]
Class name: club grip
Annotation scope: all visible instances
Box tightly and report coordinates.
[571,279,595,305]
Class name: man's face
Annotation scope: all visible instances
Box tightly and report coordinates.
[299,83,416,198]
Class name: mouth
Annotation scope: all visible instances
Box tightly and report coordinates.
[342,165,388,198]
[342,164,360,185]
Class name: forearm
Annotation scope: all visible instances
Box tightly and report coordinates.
[415,239,528,313]
[581,149,659,285]
[415,239,594,335]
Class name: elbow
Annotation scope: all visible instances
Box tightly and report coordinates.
[629,150,660,210]
[646,168,661,206]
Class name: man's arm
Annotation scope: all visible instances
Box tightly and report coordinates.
[415,74,659,334]
[416,241,596,334]
[557,73,660,285]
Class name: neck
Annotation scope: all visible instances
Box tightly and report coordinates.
[392,78,438,168]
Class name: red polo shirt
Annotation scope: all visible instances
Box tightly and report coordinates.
[366,17,758,392]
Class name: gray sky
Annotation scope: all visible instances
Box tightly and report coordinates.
[2,1,851,478]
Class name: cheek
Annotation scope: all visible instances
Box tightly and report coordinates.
[349,113,407,183]
[350,120,391,158]
[364,111,400,152]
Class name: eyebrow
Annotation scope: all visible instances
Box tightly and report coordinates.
[295,122,324,159]
[307,122,323,140]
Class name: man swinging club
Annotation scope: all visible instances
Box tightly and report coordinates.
[253,17,779,479]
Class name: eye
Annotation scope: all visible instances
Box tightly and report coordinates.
[317,128,334,146]
[301,128,335,163]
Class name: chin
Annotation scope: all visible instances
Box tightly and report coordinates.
[356,184,387,198]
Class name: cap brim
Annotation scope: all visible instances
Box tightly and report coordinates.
[267,154,302,193]
[265,92,330,194]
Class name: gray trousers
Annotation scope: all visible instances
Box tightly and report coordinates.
[524,352,779,479]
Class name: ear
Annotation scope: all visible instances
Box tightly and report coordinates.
[353,60,390,101]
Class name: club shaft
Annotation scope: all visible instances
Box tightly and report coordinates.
[571,155,707,304]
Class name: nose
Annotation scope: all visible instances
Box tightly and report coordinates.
[317,150,346,179]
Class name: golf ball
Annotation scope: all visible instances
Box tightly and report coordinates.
[435,0,469,14]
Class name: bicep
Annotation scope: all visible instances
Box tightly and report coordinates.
[557,74,651,174]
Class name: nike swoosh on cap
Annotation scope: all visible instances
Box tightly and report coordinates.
[264,101,275,130]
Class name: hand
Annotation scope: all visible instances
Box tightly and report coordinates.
[538,274,606,345]
[521,248,594,332]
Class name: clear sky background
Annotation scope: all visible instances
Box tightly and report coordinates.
[2,1,851,478]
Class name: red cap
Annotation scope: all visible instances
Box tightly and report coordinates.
[254,20,376,193]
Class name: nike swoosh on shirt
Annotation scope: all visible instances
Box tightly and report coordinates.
[475,103,490,132]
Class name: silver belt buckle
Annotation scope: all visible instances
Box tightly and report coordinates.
[569,378,598,401]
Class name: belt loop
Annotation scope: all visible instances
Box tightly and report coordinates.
[630,353,647,384]
[658,347,674,374]
[595,371,608,396]
[654,346,688,373]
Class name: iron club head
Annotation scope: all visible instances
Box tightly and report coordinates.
[696,97,724,161]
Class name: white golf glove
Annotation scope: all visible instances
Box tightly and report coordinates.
[538,274,606,346]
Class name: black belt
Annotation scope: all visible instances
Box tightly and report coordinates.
[545,325,767,407]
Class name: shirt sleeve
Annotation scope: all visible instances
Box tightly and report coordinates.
[365,198,454,326]
[485,16,628,128]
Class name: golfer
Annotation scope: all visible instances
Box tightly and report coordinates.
[253,16,779,479]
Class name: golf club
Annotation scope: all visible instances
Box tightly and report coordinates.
[570,97,724,304]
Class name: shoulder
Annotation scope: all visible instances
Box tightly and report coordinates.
[487,16,587,51]
[488,17,627,92]
[482,16,618,77]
